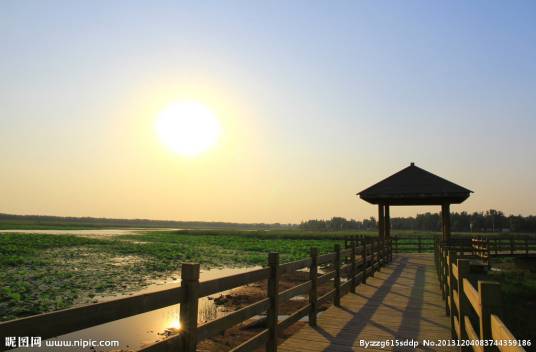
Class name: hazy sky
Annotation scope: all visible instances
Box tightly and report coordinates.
[1,1,535,223]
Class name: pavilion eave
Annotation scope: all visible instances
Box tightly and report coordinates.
[359,194,470,206]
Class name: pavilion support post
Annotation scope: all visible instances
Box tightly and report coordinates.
[442,203,451,242]
[378,204,385,239]
[384,205,390,239]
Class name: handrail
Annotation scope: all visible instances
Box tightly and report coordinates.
[197,298,270,341]
[463,278,480,317]
[452,263,459,280]
[140,237,390,352]
[390,235,436,253]
[464,316,483,352]
[0,286,184,342]
[490,314,526,352]
[434,238,528,352]
[199,268,270,297]
[1,236,393,352]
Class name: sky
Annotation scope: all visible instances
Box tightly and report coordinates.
[1,0,535,223]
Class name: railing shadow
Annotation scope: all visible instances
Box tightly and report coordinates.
[312,256,409,351]
[311,255,445,351]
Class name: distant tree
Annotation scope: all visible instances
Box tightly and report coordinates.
[297,209,536,233]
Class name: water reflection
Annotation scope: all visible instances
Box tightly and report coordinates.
[0,228,174,237]
[11,267,257,352]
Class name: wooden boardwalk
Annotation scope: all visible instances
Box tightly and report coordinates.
[280,253,455,351]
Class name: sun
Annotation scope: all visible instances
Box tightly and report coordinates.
[155,101,221,156]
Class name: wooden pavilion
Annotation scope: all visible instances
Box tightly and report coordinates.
[357,162,472,240]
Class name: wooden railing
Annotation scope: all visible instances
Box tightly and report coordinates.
[435,241,528,352]
[473,235,536,258]
[472,236,490,264]
[391,234,436,253]
[0,238,392,352]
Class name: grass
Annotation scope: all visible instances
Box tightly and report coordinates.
[488,257,536,342]
[0,230,345,321]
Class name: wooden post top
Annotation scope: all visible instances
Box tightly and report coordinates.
[181,263,200,280]
[268,252,279,264]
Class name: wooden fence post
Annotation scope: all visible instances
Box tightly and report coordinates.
[370,239,375,277]
[394,236,399,253]
[457,259,471,351]
[385,238,389,263]
[388,237,392,262]
[350,236,356,293]
[266,252,279,352]
[441,245,446,292]
[447,251,456,337]
[378,238,385,270]
[377,238,382,269]
[180,263,200,352]
[388,237,391,262]
[510,236,514,255]
[485,237,490,265]
[478,281,502,352]
[443,247,448,295]
[362,237,367,284]
[418,236,422,253]
[438,244,445,299]
[308,248,318,327]
[375,238,380,265]
[389,237,393,261]
[334,244,341,307]
[525,238,529,255]
[386,237,389,265]
[443,247,449,316]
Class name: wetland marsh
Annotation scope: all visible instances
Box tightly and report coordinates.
[0,229,342,321]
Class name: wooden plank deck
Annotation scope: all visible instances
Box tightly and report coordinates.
[279,253,455,351]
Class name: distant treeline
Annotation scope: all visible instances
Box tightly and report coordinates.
[0,213,292,230]
[299,210,536,233]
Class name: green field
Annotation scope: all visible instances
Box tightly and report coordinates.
[1,229,348,321]
[488,257,536,342]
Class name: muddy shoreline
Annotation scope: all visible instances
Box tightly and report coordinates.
[196,271,335,352]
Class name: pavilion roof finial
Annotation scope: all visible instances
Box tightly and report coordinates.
[410,162,415,166]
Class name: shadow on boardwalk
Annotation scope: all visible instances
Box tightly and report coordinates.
[279,254,454,351]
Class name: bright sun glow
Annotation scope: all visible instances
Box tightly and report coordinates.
[169,318,181,330]
[155,101,221,156]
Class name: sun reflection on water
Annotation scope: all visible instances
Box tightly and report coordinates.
[169,318,181,330]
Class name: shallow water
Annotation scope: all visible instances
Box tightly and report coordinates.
[0,228,175,237]
[9,266,259,352]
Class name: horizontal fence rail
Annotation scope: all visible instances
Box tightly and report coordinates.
[1,236,392,352]
[391,235,436,253]
[434,237,531,352]
[471,236,536,264]
[386,233,536,256]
